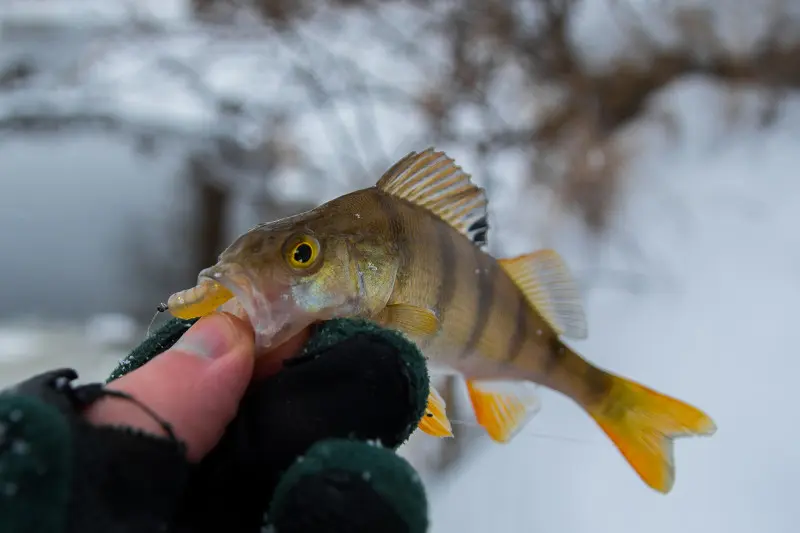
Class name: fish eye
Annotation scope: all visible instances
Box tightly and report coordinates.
[286,235,320,269]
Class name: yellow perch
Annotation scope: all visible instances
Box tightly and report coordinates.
[163,148,716,493]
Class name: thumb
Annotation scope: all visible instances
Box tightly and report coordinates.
[85,313,256,462]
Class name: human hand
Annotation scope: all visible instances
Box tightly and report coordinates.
[0,313,431,533]
[84,312,304,462]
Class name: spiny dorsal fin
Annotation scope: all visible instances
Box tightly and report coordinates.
[498,249,588,340]
[376,148,489,247]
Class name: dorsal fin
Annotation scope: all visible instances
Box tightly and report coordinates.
[498,249,588,340]
[376,148,489,247]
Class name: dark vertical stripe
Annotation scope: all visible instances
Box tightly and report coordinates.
[505,289,528,363]
[543,334,569,375]
[435,221,458,315]
[462,246,494,359]
[374,191,411,295]
[417,220,457,351]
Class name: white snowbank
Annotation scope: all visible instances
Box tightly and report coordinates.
[0,2,796,532]
[423,77,799,533]
[0,326,41,364]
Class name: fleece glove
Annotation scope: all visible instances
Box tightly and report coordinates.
[0,317,431,533]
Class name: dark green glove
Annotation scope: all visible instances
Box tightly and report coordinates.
[0,317,431,533]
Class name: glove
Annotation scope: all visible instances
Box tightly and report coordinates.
[0,316,431,533]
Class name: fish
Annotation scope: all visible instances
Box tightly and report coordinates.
[162,147,716,493]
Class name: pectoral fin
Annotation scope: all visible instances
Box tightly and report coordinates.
[417,385,453,438]
[466,379,542,443]
[376,303,441,339]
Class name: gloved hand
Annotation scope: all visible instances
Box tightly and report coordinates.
[0,314,431,533]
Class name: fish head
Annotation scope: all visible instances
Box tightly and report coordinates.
[197,200,398,351]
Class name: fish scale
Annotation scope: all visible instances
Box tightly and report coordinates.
[380,197,543,378]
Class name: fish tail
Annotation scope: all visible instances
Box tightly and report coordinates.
[584,371,717,494]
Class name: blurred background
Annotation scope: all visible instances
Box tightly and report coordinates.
[0,0,795,530]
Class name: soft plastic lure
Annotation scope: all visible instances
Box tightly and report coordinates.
[157,279,234,320]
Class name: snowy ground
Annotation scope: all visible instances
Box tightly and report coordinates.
[1,1,797,532]
[421,78,800,533]
[0,316,136,389]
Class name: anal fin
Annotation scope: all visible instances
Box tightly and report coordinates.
[466,379,542,443]
[417,385,453,438]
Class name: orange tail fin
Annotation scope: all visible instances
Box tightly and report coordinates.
[586,373,717,494]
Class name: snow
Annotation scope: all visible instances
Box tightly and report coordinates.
[0,327,41,364]
[419,76,800,533]
[84,313,139,348]
[1,0,191,27]
[1,1,797,532]
[0,318,130,389]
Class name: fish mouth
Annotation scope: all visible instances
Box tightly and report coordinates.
[198,263,302,352]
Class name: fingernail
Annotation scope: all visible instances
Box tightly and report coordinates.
[172,315,236,359]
